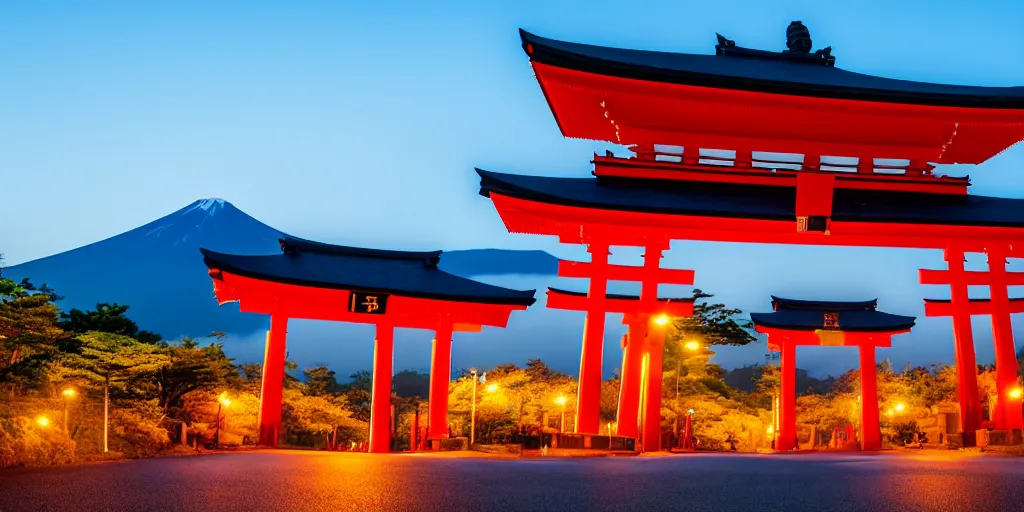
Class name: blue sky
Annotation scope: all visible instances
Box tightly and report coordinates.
[3,0,1024,377]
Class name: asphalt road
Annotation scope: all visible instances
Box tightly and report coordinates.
[1,450,1021,512]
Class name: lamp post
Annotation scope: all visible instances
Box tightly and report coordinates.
[215,392,231,448]
[555,395,567,433]
[674,340,701,437]
[470,369,477,445]
[61,388,76,433]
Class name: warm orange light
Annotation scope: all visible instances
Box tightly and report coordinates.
[653,314,670,326]
[36,415,50,427]
[218,392,231,407]
[894,403,906,413]
[486,383,499,393]
[1009,387,1023,399]
[62,388,76,398]
[684,341,700,352]
[555,395,567,406]
[885,409,895,417]
[766,426,774,435]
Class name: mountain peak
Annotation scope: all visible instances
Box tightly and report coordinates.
[182,198,229,217]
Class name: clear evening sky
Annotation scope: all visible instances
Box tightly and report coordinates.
[2,0,1024,377]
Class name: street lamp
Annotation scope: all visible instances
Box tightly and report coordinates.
[1008,387,1023,399]
[486,383,499,393]
[555,395,568,433]
[894,402,906,413]
[470,369,478,445]
[61,388,76,433]
[653,314,670,326]
[215,392,231,448]
[36,415,50,428]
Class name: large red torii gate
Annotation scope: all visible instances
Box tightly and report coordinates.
[201,237,535,452]
[477,24,1024,448]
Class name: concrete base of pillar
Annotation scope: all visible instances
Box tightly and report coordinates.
[976,429,1024,447]
[944,431,978,449]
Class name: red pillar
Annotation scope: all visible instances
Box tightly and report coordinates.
[258,315,288,447]
[946,249,982,435]
[640,324,666,452]
[428,322,454,442]
[987,248,1024,430]
[369,324,395,453]
[576,243,609,435]
[858,342,881,451]
[616,321,645,438]
[778,341,797,451]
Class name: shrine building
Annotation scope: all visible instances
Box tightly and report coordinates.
[201,236,536,452]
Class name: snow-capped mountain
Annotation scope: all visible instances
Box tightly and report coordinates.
[4,199,557,339]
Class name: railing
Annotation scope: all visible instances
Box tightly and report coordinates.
[626,145,942,178]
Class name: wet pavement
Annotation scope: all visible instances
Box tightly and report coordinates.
[0,450,1021,511]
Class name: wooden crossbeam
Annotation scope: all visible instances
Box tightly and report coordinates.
[919,269,1024,286]
[546,289,694,317]
[558,260,695,285]
[923,298,1024,317]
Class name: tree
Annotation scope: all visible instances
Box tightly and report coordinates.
[0,278,66,393]
[303,365,340,397]
[59,303,162,344]
[59,332,169,452]
[340,370,372,422]
[148,337,240,420]
[669,289,757,347]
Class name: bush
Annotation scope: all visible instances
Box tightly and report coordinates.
[108,402,171,458]
[0,416,76,468]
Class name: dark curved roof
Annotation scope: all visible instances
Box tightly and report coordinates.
[477,169,1024,228]
[201,237,536,306]
[771,296,876,311]
[279,236,442,266]
[520,29,1024,109]
[548,287,694,303]
[751,296,915,332]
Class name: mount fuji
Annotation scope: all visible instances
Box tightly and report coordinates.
[3,199,558,340]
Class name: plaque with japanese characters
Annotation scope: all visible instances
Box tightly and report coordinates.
[348,291,389,315]
[823,312,839,329]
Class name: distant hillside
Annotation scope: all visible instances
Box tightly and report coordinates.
[4,199,557,339]
[724,365,836,395]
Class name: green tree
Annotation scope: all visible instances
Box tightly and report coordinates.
[303,365,340,396]
[59,332,169,452]
[148,337,240,419]
[59,303,162,344]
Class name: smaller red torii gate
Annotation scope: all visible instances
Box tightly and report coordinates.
[201,237,535,453]
[547,287,693,451]
[751,297,915,451]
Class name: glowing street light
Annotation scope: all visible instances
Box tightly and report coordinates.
[653,314,671,326]
[766,425,774,435]
[486,383,499,393]
[894,403,906,413]
[684,341,701,352]
[36,415,50,428]
[1008,387,1023,399]
[61,388,77,432]
[885,409,895,418]
[215,392,231,448]
[555,395,568,433]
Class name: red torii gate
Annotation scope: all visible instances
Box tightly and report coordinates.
[201,237,535,452]
[921,245,1024,432]
[477,24,1024,448]
[546,287,693,451]
[751,297,915,451]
